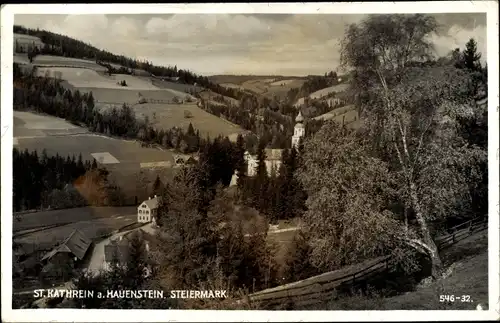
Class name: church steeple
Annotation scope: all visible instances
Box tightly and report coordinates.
[291,110,305,149]
[295,110,304,123]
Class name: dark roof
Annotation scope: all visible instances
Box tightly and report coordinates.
[41,229,92,261]
[104,229,157,264]
[141,196,160,209]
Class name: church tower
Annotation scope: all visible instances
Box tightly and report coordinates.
[291,110,305,149]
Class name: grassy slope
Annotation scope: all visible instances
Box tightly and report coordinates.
[132,103,244,138]
[324,230,488,310]
[198,89,240,106]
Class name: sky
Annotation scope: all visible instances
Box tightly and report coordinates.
[14,13,487,76]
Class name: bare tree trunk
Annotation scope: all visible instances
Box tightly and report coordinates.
[408,181,443,278]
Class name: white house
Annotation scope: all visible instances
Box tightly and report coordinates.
[137,195,160,224]
[243,149,283,177]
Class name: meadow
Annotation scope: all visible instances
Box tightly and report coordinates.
[14,206,137,233]
[198,89,240,106]
[295,83,350,107]
[313,105,359,127]
[36,67,156,90]
[13,54,31,65]
[14,33,44,49]
[131,103,246,139]
[218,77,307,100]
[14,111,177,200]
[32,55,107,72]
[36,65,197,106]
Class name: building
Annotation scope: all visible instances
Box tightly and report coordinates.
[40,229,92,279]
[103,229,156,274]
[243,149,284,177]
[41,229,92,264]
[229,111,305,186]
[291,110,305,149]
[137,195,160,224]
[173,154,198,167]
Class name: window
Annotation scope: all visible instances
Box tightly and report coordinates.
[139,210,142,214]
[146,210,149,215]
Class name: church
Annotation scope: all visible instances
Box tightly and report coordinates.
[230,111,305,186]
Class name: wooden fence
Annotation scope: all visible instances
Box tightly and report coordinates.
[244,216,488,308]
[436,216,488,250]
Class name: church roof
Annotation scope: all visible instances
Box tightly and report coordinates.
[295,111,304,123]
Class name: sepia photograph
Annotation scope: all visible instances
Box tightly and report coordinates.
[1,2,499,322]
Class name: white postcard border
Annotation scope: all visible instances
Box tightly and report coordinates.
[1,2,498,322]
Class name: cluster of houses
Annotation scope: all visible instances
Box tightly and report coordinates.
[14,111,306,284]
[14,197,161,283]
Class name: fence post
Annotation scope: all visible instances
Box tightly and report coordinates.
[452,233,455,244]
[469,220,473,235]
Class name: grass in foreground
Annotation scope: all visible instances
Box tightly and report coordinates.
[323,231,488,310]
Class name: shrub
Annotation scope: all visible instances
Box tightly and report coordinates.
[184,110,193,119]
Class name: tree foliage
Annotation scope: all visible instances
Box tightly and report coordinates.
[297,122,404,270]
[298,13,490,278]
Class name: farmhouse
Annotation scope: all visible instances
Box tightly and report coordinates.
[137,195,160,224]
[40,229,92,279]
[173,154,198,167]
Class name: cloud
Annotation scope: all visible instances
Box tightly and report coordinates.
[14,13,487,76]
[110,16,139,38]
[430,25,487,61]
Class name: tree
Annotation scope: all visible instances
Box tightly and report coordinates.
[152,175,163,196]
[123,232,148,288]
[337,14,487,278]
[462,38,482,72]
[155,169,217,288]
[135,170,150,201]
[234,134,247,188]
[297,122,403,271]
[282,230,319,283]
[340,14,439,115]
[253,140,269,213]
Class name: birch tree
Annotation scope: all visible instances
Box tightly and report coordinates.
[299,14,488,278]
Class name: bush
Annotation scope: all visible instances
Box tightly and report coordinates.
[184,110,193,119]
